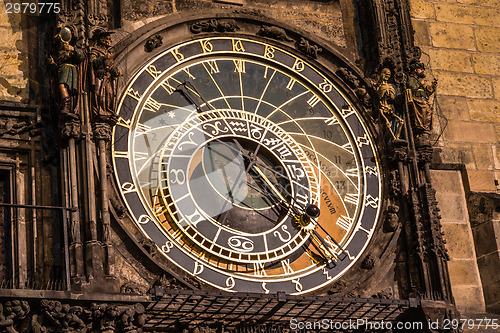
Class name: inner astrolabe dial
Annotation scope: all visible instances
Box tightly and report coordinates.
[156,110,320,267]
[112,36,382,294]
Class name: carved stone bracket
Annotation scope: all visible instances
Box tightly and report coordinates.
[60,114,82,140]
[297,37,322,59]
[335,67,371,107]
[190,19,240,34]
[144,35,163,53]
[388,139,408,163]
[417,145,433,165]
[93,121,113,142]
[384,203,400,232]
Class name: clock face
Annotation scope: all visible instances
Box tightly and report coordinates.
[112,36,382,294]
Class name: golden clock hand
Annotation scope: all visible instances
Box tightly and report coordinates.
[252,165,287,203]
[175,79,215,112]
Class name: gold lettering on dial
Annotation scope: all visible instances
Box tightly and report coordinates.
[233,60,246,73]
[171,48,184,62]
[205,60,220,74]
[145,65,162,78]
[200,40,213,53]
[126,88,141,101]
[292,58,305,72]
[232,39,245,52]
[336,215,353,231]
[193,262,204,275]
[307,95,320,108]
[264,45,275,59]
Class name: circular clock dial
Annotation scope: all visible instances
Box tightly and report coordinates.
[113,36,382,294]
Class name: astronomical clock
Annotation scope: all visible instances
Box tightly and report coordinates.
[111,20,383,295]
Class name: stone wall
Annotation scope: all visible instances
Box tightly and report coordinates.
[410,0,500,314]
[120,0,349,49]
[0,0,28,102]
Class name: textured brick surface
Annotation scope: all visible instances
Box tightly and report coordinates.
[429,49,473,73]
[410,0,435,19]
[467,170,497,192]
[441,223,476,259]
[429,23,475,49]
[451,285,486,313]
[476,28,500,53]
[434,71,492,98]
[467,99,500,123]
[472,53,500,75]
[472,144,494,170]
[435,3,500,27]
[445,121,496,143]
[437,95,470,121]
[448,259,484,286]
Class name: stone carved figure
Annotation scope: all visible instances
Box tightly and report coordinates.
[376,68,403,140]
[406,61,438,141]
[0,300,30,333]
[47,26,85,115]
[298,38,322,59]
[90,29,121,119]
[257,26,293,42]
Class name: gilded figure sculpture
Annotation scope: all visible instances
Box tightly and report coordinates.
[376,68,403,140]
[406,61,438,139]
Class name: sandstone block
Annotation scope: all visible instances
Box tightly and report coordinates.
[476,27,500,53]
[467,170,497,192]
[441,223,477,259]
[477,251,500,286]
[410,0,435,20]
[467,99,500,123]
[496,125,500,143]
[495,145,500,170]
[437,95,470,121]
[435,3,500,27]
[448,259,483,286]
[457,0,499,7]
[431,170,465,193]
[493,78,500,100]
[434,71,492,98]
[412,20,431,47]
[445,121,496,143]
[472,143,494,170]
[429,23,475,50]
[472,220,500,258]
[472,53,500,75]
[429,49,473,73]
[437,192,468,222]
[451,285,485,313]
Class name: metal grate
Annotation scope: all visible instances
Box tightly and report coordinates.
[145,289,413,330]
